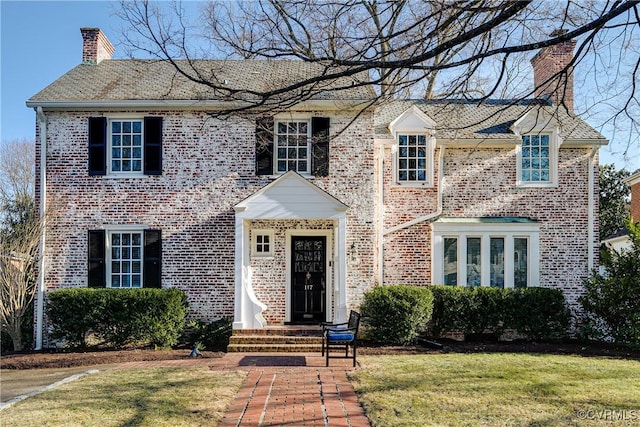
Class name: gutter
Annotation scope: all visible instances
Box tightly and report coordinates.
[587,144,599,274]
[383,145,445,236]
[35,107,47,350]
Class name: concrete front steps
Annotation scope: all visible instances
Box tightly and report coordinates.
[227,326,324,353]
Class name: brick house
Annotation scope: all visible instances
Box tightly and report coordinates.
[28,28,606,347]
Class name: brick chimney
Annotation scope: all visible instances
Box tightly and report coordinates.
[81,28,114,64]
[530,29,576,112]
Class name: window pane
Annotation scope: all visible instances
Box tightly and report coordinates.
[514,238,528,288]
[490,238,504,288]
[522,134,550,182]
[275,121,309,173]
[397,134,428,182]
[110,231,143,288]
[466,238,481,287]
[444,238,457,286]
[110,120,143,174]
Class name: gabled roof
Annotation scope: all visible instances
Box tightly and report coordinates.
[375,99,605,142]
[235,171,348,219]
[27,59,374,107]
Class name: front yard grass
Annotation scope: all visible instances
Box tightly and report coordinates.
[351,353,640,427]
[1,367,246,427]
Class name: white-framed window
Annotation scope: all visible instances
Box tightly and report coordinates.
[252,230,274,257]
[432,219,540,288]
[107,230,143,288]
[516,132,559,187]
[393,134,435,186]
[276,120,310,174]
[396,134,430,183]
[109,119,143,174]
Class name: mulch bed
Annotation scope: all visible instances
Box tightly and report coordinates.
[1,348,224,370]
[2,340,637,370]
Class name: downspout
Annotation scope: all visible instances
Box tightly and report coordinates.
[377,143,385,285]
[587,145,598,274]
[383,144,445,236]
[35,107,47,350]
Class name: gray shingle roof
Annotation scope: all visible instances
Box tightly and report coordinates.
[28,59,604,142]
[375,99,605,141]
[28,59,373,103]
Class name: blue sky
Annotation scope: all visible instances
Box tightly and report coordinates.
[1,0,637,171]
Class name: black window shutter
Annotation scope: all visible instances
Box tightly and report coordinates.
[311,117,330,177]
[144,117,163,175]
[88,117,107,176]
[143,229,162,288]
[256,116,274,175]
[88,230,106,288]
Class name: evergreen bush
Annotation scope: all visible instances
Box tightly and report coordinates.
[429,285,570,341]
[46,288,188,349]
[360,285,433,345]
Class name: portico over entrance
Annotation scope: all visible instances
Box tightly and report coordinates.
[233,171,349,329]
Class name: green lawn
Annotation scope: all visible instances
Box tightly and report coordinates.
[350,353,640,427]
[1,367,246,427]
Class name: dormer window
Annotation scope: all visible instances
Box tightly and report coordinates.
[516,132,559,187]
[512,110,562,188]
[397,134,431,183]
[521,134,550,182]
[388,106,436,187]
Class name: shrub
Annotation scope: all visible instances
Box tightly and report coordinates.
[185,318,232,351]
[429,286,469,337]
[503,287,571,340]
[360,285,433,345]
[429,285,570,341]
[580,220,640,349]
[47,288,104,348]
[46,288,189,349]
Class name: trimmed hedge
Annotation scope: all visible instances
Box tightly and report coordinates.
[429,285,571,341]
[360,285,434,345]
[47,288,188,349]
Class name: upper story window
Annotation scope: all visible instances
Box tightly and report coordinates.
[256,116,330,177]
[89,116,162,177]
[511,111,562,188]
[521,134,550,183]
[397,134,431,183]
[110,120,143,174]
[388,106,436,187]
[276,121,310,174]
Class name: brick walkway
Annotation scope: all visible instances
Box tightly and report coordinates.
[119,353,371,427]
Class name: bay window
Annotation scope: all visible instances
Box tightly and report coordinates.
[433,219,539,288]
